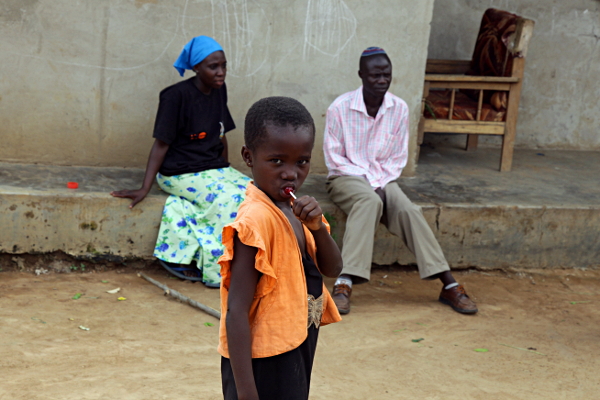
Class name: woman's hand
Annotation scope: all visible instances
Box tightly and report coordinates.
[291,195,324,232]
[110,188,150,209]
[109,139,169,209]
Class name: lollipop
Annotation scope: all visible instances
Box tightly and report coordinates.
[283,187,297,199]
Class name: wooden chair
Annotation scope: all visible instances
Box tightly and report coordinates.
[417,8,535,171]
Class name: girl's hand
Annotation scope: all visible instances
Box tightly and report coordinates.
[110,188,150,209]
[291,196,324,232]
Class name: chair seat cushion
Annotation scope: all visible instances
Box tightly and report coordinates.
[424,90,506,122]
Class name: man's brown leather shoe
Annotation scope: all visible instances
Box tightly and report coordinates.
[439,284,478,314]
[332,284,352,314]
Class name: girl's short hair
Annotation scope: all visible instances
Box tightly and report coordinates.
[244,96,315,151]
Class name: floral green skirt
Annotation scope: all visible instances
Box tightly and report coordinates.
[154,167,251,286]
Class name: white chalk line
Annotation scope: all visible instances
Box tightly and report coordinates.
[303,0,357,60]
[208,0,270,77]
[5,1,188,71]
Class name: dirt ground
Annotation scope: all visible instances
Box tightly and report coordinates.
[2,262,600,400]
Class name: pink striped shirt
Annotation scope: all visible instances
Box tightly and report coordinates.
[323,86,409,188]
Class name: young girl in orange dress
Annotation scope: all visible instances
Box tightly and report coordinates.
[217,97,343,400]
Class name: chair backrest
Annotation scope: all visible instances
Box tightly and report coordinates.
[464,9,534,109]
[468,8,534,79]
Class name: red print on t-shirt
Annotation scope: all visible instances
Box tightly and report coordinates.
[190,132,207,140]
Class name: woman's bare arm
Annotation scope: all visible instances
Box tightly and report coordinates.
[221,135,229,163]
[110,139,169,208]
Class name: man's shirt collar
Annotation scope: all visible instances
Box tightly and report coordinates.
[350,86,393,118]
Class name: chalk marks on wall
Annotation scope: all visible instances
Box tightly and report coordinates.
[303,0,357,60]
[3,0,357,75]
[207,0,270,77]
[186,0,356,76]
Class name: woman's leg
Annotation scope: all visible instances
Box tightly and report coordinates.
[154,168,250,284]
[192,167,250,285]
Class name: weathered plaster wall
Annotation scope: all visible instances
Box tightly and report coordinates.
[426,0,600,150]
[0,0,434,176]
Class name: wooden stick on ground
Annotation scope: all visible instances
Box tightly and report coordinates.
[499,343,546,356]
[138,272,221,320]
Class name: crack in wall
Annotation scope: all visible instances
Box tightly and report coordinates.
[578,26,600,42]
[577,26,599,104]
[98,6,109,143]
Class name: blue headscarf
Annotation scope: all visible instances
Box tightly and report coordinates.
[173,36,223,77]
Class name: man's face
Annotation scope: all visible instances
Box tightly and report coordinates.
[359,55,392,98]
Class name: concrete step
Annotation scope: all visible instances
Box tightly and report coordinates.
[1,147,599,269]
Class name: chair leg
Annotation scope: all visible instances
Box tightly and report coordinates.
[466,134,479,151]
[500,59,526,172]
[500,125,516,172]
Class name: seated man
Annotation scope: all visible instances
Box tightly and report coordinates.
[323,47,478,315]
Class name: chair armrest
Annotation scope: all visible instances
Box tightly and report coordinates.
[424,74,519,91]
[426,59,471,74]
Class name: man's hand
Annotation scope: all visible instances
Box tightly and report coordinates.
[375,186,388,225]
[374,187,386,204]
[291,195,324,231]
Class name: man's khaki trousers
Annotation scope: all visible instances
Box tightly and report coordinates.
[326,175,450,282]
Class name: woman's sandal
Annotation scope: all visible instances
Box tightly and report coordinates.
[158,260,221,288]
[158,259,203,282]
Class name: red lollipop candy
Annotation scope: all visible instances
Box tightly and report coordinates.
[284,187,296,199]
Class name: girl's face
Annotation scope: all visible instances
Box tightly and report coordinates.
[194,50,227,94]
[242,123,314,204]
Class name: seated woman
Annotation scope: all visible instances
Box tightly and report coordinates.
[111,36,250,288]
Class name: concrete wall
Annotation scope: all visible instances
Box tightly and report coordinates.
[425,0,600,151]
[0,0,435,176]
[4,180,598,270]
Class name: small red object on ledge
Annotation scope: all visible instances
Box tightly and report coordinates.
[67,182,79,189]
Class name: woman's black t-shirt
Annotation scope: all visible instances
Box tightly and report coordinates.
[153,78,235,176]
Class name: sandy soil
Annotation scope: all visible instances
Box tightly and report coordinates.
[2,264,599,400]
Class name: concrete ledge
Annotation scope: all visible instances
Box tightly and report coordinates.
[434,205,600,269]
[1,147,599,269]
[0,186,164,259]
[328,201,600,269]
